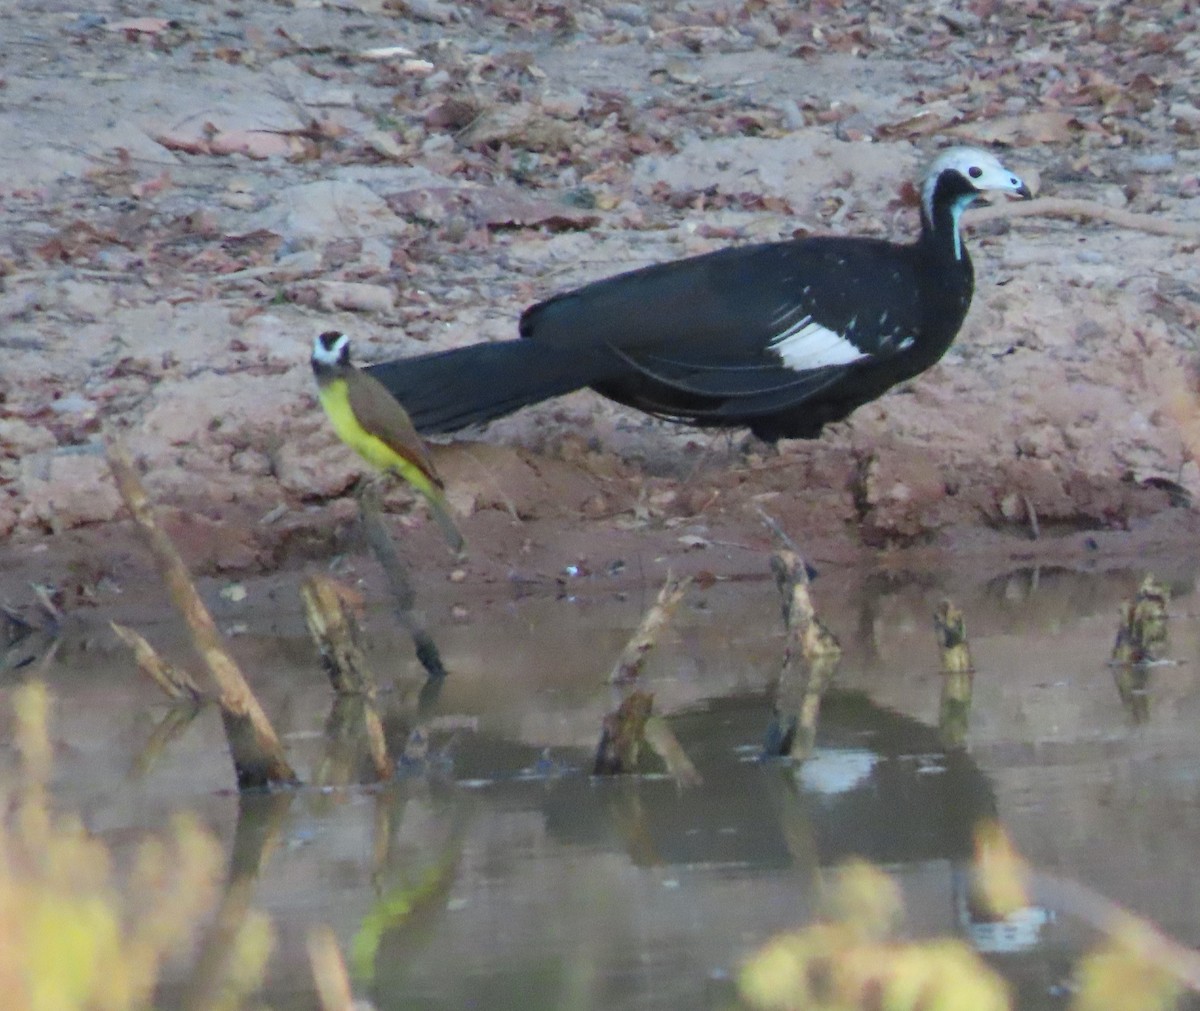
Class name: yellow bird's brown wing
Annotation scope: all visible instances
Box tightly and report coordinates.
[348,370,445,488]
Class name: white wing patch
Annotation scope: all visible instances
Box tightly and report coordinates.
[768,316,869,372]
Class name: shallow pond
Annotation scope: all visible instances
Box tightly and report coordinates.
[16,561,1200,1009]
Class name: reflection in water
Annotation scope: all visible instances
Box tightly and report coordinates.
[1113,664,1153,724]
[133,701,203,776]
[317,694,390,786]
[365,690,999,1010]
[763,643,840,761]
[0,598,62,673]
[353,784,467,986]
[954,862,1056,956]
[1111,575,1172,667]
[794,748,876,795]
[171,791,294,1011]
[934,599,976,751]
[22,562,1200,1009]
[761,551,842,761]
[940,669,975,750]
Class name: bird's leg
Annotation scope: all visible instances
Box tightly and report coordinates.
[352,473,388,503]
[738,430,781,460]
[681,428,777,486]
[680,430,727,485]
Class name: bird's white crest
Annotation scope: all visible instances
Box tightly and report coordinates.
[768,316,869,372]
[920,147,1027,225]
[312,331,350,365]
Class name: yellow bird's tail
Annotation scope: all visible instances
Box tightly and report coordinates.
[423,485,465,556]
[399,466,464,555]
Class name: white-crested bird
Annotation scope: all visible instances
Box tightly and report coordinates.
[311,330,464,554]
[365,147,1031,442]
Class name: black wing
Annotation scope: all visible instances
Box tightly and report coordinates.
[519,236,925,406]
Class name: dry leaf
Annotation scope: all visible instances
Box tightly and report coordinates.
[106,17,172,35]
[951,110,1080,146]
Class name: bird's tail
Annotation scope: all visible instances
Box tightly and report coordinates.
[397,467,465,555]
[363,340,596,434]
[425,487,465,556]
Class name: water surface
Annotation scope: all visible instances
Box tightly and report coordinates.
[18,563,1200,1009]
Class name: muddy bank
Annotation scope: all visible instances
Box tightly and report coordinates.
[3,0,1200,602]
[3,452,1198,637]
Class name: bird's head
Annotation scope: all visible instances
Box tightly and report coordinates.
[922,147,1032,214]
[312,330,351,375]
[921,147,1032,254]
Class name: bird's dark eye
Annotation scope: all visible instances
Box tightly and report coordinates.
[968,165,983,178]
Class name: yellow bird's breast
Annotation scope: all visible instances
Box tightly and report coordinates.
[318,379,425,482]
[317,379,361,443]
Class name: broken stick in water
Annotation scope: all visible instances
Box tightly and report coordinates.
[301,574,378,696]
[934,599,974,749]
[315,695,392,787]
[106,439,297,789]
[609,573,692,684]
[934,599,974,674]
[300,574,392,783]
[595,691,654,775]
[763,550,841,758]
[594,574,701,784]
[1111,574,1170,666]
[771,551,840,661]
[111,620,205,702]
[643,713,702,786]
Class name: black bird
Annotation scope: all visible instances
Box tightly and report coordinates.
[366,147,1031,442]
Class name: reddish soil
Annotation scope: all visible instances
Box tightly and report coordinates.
[4,0,1200,612]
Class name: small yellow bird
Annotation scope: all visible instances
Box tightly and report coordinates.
[311,330,464,554]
